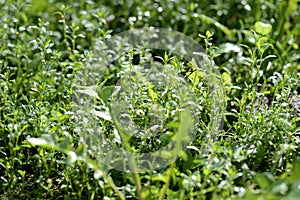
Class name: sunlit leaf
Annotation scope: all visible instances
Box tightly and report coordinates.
[67,151,77,164]
[27,138,48,146]
[92,110,112,121]
[254,22,272,35]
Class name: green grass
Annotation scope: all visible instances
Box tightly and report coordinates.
[1,0,300,199]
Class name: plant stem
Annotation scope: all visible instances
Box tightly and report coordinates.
[158,162,175,200]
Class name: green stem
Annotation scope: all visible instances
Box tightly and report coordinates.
[158,162,174,200]
[86,157,126,200]
[107,102,143,200]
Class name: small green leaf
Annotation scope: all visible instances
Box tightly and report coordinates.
[222,72,232,86]
[256,144,265,163]
[254,22,272,35]
[147,86,157,101]
[75,144,86,158]
[17,170,26,178]
[142,189,151,199]
[97,86,115,103]
[206,30,212,37]
[164,52,169,62]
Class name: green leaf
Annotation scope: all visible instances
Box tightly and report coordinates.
[142,189,150,199]
[27,134,57,148]
[97,86,115,103]
[147,82,157,101]
[58,138,71,151]
[256,143,265,163]
[255,172,275,189]
[254,22,272,35]
[92,110,112,121]
[17,170,26,178]
[27,137,48,146]
[75,144,86,158]
[67,151,77,164]
[222,72,232,86]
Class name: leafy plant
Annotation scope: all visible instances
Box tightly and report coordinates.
[0,0,299,199]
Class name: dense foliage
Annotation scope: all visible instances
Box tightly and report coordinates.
[1,0,300,199]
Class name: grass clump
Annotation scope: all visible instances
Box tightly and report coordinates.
[1,0,300,199]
